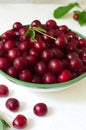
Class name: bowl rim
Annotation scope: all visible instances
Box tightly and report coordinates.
[0,70,86,89]
[0,31,86,90]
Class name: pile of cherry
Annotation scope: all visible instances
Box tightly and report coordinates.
[0,84,48,129]
[0,19,86,84]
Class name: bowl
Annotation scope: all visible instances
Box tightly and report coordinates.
[0,22,86,92]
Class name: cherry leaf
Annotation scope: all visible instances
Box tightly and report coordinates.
[53,2,80,18]
[0,119,10,130]
[78,11,86,25]
[25,29,35,39]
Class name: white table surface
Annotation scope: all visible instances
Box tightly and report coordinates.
[0,3,86,130]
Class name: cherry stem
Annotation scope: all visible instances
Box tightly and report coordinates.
[31,26,56,40]
[33,27,56,40]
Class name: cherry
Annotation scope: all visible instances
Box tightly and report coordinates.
[29,47,40,59]
[35,61,47,75]
[18,41,30,52]
[33,103,48,116]
[13,56,28,71]
[13,22,23,31]
[19,27,27,36]
[1,30,15,42]
[26,55,37,67]
[52,47,63,59]
[3,40,15,51]
[41,49,54,62]
[73,13,80,21]
[7,66,19,78]
[0,58,10,71]
[59,25,69,33]
[0,85,9,97]
[34,41,46,52]
[57,69,73,83]
[48,58,63,73]
[19,69,32,82]
[69,57,83,71]
[54,35,68,48]
[6,98,20,112]
[67,31,78,40]
[12,114,27,129]
[43,72,56,84]
[46,19,57,29]
[7,48,20,61]
[78,38,86,47]
[31,20,41,27]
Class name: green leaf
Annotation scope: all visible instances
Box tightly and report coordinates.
[35,27,46,33]
[53,2,80,18]
[25,29,35,39]
[78,11,86,25]
[0,119,10,130]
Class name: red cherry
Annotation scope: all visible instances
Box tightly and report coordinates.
[48,58,63,73]
[69,57,83,71]
[73,13,80,21]
[13,56,28,71]
[57,69,73,83]
[0,85,9,97]
[43,72,56,84]
[6,98,20,112]
[13,22,23,31]
[54,36,68,48]
[19,70,32,82]
[33,103,48,116]
[46,19,57,29]
[0,58,10,71]
[12,114,27,129]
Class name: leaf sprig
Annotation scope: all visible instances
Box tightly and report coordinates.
[25,26,56,40]
[53,2,86,26]
[0,118,10,130]
[53,2,80,18]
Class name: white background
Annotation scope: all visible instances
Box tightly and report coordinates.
[0,3,86,130]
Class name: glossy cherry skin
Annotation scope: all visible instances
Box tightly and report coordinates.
[43,72,56,84]
[7,48,20,61]
[7,66,19,78]
[13,56,28,71]
[31,20,41,27]
[0,58,10,71]
[73,13,80,21]
[78,38,86,47]
[33,103,48,116]
[13,22,23,31]
[69,57,83,71]
[48,58,63,73]
[46,19,57,29]
[0,85,9,97]
[41,49,54,62]
[35,61,47,75]
[3,40,15,51]
[57,69,73,83]
[19,70,32,82]
[54,36,68,48]
[6,98,20,112]
[12,114,27,129]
